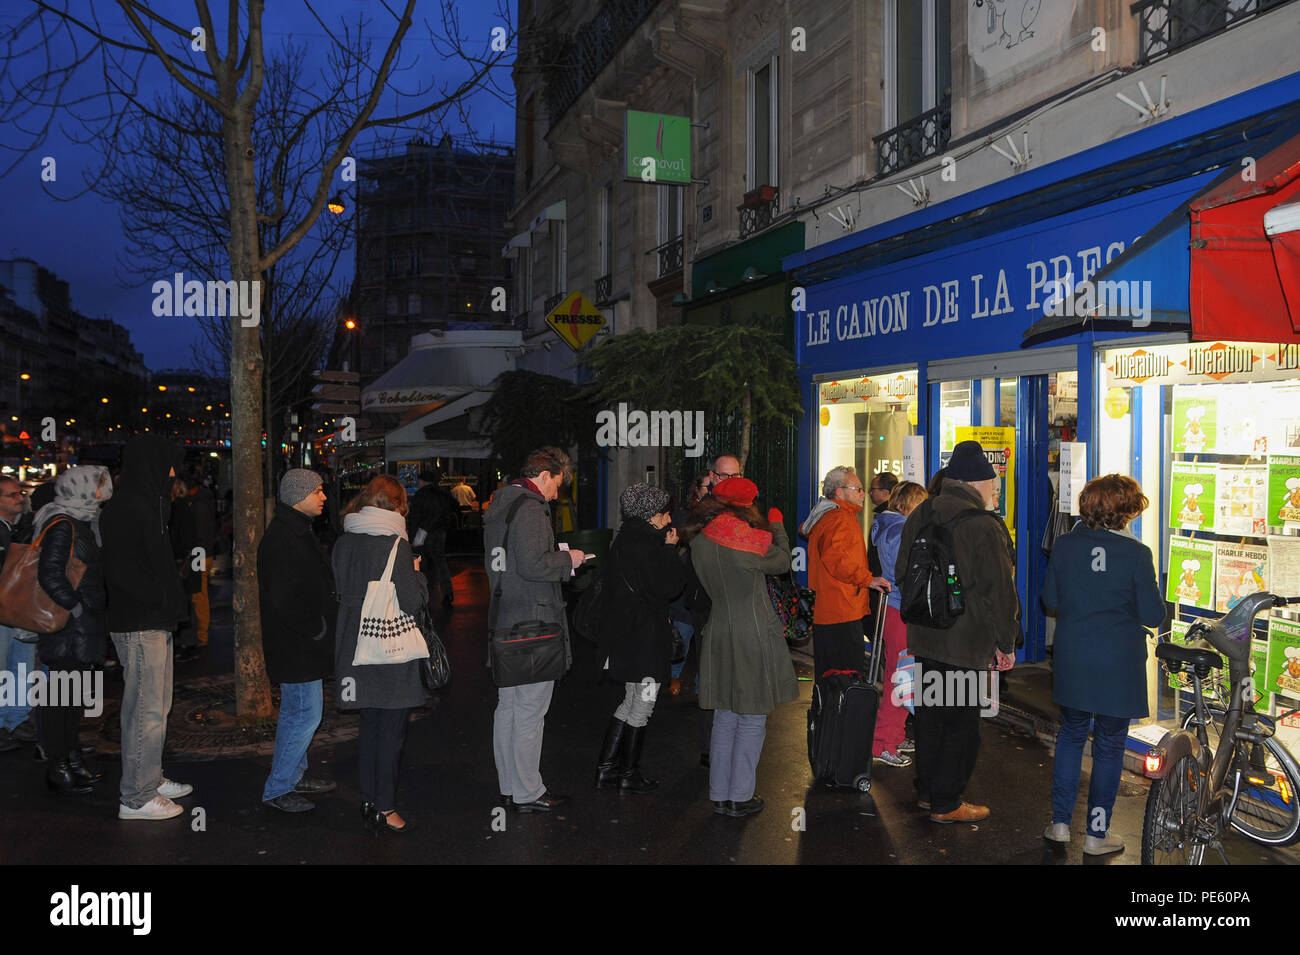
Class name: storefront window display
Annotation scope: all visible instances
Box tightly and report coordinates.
[815,369,919,531]
[1098,341,1300,746]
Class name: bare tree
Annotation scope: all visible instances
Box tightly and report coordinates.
[1,0,514,718]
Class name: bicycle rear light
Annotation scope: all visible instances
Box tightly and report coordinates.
[1145,751,1163,776]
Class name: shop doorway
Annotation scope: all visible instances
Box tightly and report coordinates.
[932,369,1078,664]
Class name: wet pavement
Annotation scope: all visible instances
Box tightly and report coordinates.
[2,558,1299,868]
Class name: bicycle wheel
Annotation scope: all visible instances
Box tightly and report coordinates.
[1181,707,1300,846]
[1142,754,1204,865]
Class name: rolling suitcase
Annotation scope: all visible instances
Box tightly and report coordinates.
[806,601,889,791]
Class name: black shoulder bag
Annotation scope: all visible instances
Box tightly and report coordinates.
[487,496,569,687]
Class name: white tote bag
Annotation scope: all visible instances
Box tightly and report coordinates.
[351,538,430,666]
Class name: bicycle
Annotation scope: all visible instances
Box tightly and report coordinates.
[1141,591,1300,865]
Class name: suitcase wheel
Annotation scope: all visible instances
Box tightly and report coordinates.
[854,774,872,792]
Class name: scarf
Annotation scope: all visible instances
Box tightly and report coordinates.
[701,511,772,556]
[342,505,408,539]
[34,466,113,545]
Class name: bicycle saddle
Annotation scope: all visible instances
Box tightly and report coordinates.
[1155,642,1223,671]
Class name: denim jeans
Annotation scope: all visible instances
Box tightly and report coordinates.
[111,630,173,809]
[0,625,36,731]
[708,710,767,802]
[1051,705,1131,836]
[262,680,324,801]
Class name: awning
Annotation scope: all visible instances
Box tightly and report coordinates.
[529,200,566,238]
[1190,130,1300,340]
[501,231,531,259]
[361,330,521,410]
[384,391,493,461]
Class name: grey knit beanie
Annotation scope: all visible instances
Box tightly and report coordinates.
[280,469,323,506]
[619,483,671,521]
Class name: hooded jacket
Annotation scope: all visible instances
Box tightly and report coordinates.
[100,435,188,633]
[804,497,875,625]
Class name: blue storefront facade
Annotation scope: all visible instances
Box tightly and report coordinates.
[785,70,1300,670]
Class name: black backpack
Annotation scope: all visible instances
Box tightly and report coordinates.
[898,498,1007,629]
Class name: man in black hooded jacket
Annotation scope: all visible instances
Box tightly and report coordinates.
[101,435,192,821]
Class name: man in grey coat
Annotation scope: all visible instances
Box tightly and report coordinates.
[483,447,586,812]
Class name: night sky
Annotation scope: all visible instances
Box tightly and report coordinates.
[0,1,516,372]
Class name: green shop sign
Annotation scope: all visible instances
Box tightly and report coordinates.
[625,110,691,184]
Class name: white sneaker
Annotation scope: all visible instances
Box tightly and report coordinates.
[1043,822,1070,843]
[1083,832,1125,856]
[157,778,193,799]
[119,796,183,821]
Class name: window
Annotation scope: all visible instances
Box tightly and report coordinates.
[883,0,950,130]
[596,183,614,276]
[520,250,533,313]
[407,293,421,316]
[657,185,683,246]
[385,251,400,278]
[550,220,567,296]
[747,56,779,189]
[386,294,401,316]
[407,247,421,276]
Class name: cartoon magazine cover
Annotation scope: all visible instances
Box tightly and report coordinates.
[1168,462,1216,532]
[1268,454,1300,528]
[1167,537,1216,610]
[1213,542,1269,613]
[1212,464,1268,536]
[1172,389,1218,454]
[1266,618,1300,701]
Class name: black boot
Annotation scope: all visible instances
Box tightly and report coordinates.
[46,761,93,795]
[595,718,627,790]
[618,725,658,794]
[67,747,102,785]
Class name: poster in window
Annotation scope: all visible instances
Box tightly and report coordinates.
[1266,618,1300,701]
[1268,536,1300,605]
[1212,464,1268,536]
[954,426,1015,538]
[1167,537,1215,610]
[1168,462,1216,533]
[1172,389,1218,454]
[1214,383,1266,455]
[1213,542,1268,613]
[1267,454,1300,528]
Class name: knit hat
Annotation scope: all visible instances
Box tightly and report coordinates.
[280,468,323,506]
[619,482,671,521]
[711,476,759,507]
[945,441,996,482]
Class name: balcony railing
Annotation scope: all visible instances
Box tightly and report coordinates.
[738,188,779,240]
[873,100,952,178]
[650,236,683,279]
[542,0,661,128]
[512,310,530,330]
[543,291,565,314]
[1132,0,1294,64]
[594,273,613,304]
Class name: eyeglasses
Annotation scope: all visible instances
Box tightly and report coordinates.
[712,471,741,480]
[842,485,864,493]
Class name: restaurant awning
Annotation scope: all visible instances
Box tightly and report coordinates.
[361,330,522,411]
[384,390,493,461]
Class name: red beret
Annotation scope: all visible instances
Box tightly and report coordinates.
[711,477,758,506]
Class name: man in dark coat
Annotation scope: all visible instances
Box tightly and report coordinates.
[101,434,191,821]
[407,469,456,605]
[895,440,1019,825]
[258,469,338,813]
[483,447,585,813]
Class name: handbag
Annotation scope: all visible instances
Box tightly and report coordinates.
[487,497,567,688]
[351,538,430,666]
[0,519,87,634]
[415,605,451,690]
[766,570,815,649]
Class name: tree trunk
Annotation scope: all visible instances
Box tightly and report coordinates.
[226,119,273,722]
[738,389,752,475]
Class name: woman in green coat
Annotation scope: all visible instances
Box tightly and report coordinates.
[685,477,797,818]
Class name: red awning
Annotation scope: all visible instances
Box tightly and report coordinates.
[1190,131,1300,341]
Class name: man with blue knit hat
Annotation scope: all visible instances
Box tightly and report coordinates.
[258,469,338,813]
[895,439,1020,825]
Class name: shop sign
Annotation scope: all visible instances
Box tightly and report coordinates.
[819,380,848,403]
[1105,342,1300,388]
[546,291,606,350]
[624,110,691,185]
[902,435,924,483]
[952,426,1016,536]
[363,388,460,409]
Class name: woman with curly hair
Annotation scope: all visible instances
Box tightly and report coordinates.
[683,477,797,818]
[1041,473,1166,856]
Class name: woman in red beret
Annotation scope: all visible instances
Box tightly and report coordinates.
[682,477,798,817]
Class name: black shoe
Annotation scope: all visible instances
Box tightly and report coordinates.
[726,796,765,817]
[368,809,412,833]
[361,801,377,831]
[594,718,627,790]
[711,800,734,816]
[510,792,570,813]
[293,776,337,794]
[67,748,102,785]
[46,760,94,795]
[11,720,37,743]
[0,729,18,753]
[264,793,315,813]
[617,725,658,794]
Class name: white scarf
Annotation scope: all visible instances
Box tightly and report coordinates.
[342,505,407,539]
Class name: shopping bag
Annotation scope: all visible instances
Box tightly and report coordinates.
[352,538,430,666]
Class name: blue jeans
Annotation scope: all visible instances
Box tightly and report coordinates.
[111,630,173,808]
[1051,705,1131,836]
[263,680,324,801]
[671,620,694,680]
[708,710,767,802]
[0,625,36,731]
